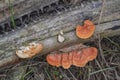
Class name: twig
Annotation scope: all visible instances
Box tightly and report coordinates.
[89,65,117,75]
[97,0,110,67]
[59,68,70,80]
[98,0,106,25]
[95,60,108,80]
[67,69,77,80]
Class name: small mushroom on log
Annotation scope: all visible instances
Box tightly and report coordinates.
[16,42,43,58]
[76,20,95,39]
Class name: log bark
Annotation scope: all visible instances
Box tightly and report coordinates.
[0,0,120,67]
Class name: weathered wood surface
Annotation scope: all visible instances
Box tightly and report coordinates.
[0,0,58,22]
[0,0,120,67]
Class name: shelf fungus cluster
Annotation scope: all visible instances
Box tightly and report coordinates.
[46,46,98,69]
[76,20,95,39]
[16,42,43,58]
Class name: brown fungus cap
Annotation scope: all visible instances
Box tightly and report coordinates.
[76,20,95,39]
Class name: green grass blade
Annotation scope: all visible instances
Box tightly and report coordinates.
[8,0,16,28]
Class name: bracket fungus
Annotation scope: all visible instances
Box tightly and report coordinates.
[16,42,43,58]
[46,53,62,67]
[62,53,72,69]
[46,46,98,69]
[72,51,88,67]
[76,20,95,39]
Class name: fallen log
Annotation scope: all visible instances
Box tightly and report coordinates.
[0,0,120,67]
[0,20,120,68]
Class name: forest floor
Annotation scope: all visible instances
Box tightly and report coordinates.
[0,35,120,80]
[0,0,120,80]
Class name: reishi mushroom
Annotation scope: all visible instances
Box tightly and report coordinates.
[16,42,43,58]
[76,20,95,39]
[46,47,98,69]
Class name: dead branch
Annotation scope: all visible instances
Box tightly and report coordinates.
[0,0,120,67]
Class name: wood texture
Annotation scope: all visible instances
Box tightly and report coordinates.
[0,0,120,67]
